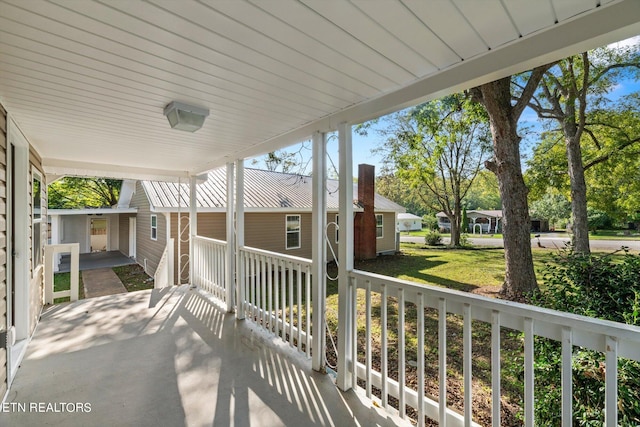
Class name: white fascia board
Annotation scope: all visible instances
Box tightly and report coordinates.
[48,208,137,215]
[191,0,640,174]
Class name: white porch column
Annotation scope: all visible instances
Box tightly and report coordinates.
[225,162,235,312]
[235,159,246,320]
[311,131,327,372]
[189,175,198,284]
[337,122,354,391]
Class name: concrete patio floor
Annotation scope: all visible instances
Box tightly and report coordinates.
[1,286,408,427]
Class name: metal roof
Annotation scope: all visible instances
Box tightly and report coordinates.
[142,168,405,212]
[1,1,638,181]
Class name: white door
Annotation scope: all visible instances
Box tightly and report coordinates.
[6,117,30,385]
[129,217,136,259]
[90,218,108,252]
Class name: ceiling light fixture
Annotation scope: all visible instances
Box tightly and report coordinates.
[163,101,209,132]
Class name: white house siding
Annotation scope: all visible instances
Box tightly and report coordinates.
[130,181,166,276]
[0,103,7,398]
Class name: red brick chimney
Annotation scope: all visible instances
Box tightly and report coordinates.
[354,164,377,260]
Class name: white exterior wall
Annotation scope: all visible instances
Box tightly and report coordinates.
[56,213,121,254]
[60,216,89,253]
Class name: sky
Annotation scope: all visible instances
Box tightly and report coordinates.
[248,36,640,178]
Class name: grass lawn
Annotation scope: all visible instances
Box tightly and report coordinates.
[53,265,152,304]
[405,228,640,240]
[113,264,154,292]
[323,244,561,425]
[53,272,84,303]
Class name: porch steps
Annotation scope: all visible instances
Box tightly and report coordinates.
[81,268,127,298]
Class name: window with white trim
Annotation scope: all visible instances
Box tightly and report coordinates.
[286,214,301,249]
[32,169,43,273]
[151,214,158,241]
[376,214,384,239]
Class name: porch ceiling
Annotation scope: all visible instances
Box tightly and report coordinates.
[0,0,639,180]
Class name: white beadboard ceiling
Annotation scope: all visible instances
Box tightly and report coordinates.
[0,0,638,181]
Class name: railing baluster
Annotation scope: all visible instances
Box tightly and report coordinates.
[381,284,388,409]
[267,257,273,332]
[605,336,618,427]
[463,304,472,427]
[281,260,286,340]
[524,317,534,427]
[244,251,250,317]
[417,292,425,427]
[491,311,501,427]
[275,259,280,338]
[260,255,266,326]
[289,262,294,347]
[297,265,303,352]
[439,298,447,426]
[253,253,259,320]
[561,327,573,427]
[365,281,372,399]
[305,266,311,357]
[398,288,406,420]
[351,276,358,391]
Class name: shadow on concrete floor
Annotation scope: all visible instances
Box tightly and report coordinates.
[2,286,409,427]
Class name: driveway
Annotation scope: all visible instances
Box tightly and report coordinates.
[400,233,640,251]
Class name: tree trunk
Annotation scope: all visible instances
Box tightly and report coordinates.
[566,136,590,253]
[477,79,539,299]
[449,213,461,247]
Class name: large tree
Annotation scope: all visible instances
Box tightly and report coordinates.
[469,65,552,299]
[526,44,640,253]
[48,177,122,209]
[375,171,437,218]
[526,97,640,224]
[463,170,501,210]
[378,94,491,246]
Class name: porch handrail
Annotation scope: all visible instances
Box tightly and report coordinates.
[238,245,313,357]
[44,243,79,304]
[192,236,227,303]
[348,269,640,427]
[154,238,174,289]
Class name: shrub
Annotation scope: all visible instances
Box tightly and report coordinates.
[424,230,442,246]
[533,249,640,425]
[422,215,438,231]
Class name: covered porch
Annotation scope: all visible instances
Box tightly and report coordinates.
[1,1,640,426]
[3,285,404,427]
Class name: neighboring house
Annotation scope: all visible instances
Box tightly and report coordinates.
[126,167,404,283]
[437,210,549,233]
[397,213,422,231]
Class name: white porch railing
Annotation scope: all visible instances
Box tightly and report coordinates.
[348,269,640,427]
[154,238,174,289]
[192,236,227,303]
[238,246,313,357]
[44,243,79,304]
[189,238,640,426]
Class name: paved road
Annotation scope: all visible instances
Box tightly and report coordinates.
[400,233,640,251]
